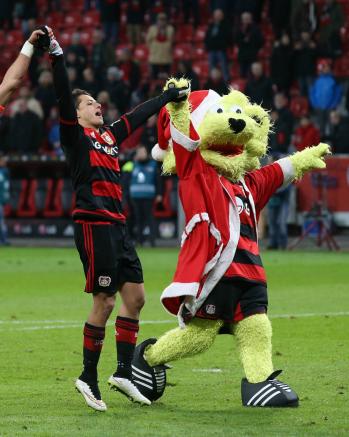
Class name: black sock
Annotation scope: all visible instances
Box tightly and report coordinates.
[80,322,105,382]
[114,316,139,379]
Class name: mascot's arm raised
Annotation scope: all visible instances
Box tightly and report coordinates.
[289,142,331,180]
[163,78,206,179]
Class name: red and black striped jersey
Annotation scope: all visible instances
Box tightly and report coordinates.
[51,54,175,224]
[222,180,266,284]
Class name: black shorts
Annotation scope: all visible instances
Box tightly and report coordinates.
[74,222,143,294]
[196,278,268,324]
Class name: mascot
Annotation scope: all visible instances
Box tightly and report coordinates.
[132,78,330,407]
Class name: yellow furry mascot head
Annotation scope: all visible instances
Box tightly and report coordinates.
[152,78,271,182]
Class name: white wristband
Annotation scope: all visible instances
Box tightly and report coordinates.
[20,40,34,58]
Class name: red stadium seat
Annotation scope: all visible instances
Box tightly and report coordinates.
[230,78,247,92]
[17,179,38,218]
[173,44,192,61]
[194,26,207,43]
[44,179,64,218]
[6,30,23,46]
[290,96,309,118]
[134,45,149,62]
[192,61,209,79]
[175,24,193,43]
[192,45,206,61]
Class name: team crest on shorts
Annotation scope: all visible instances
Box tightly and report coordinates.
[206,304,216,315]
[98,276,111,287]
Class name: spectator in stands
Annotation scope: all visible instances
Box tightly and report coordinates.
[66,33,88,73]
[175,61,200,91]
[65,51,85,82]
[269,0,291,38]
[18,86,44,120]
[204,9,231,82]
[126,0,146,46]
[91,29,116,78]
[96,90,112,114]
[81,67,101,97]
[236,12,264,78]
[99,0,120,44]
[204,68,229,96]
[0,0,14,29]
[18,0,38,38]
[117,48,141,93]
[267,170,292,249]
[146,12,175,79]
[181,0,200,27]
[8,98,42,154]
[318,0,344,58]
[67,66,79,89]
[34,70,57,121]
[293,31,318,96]
[270,33,294,93]
[269,93,294,154]
[309,59,342,134]
[290,0,317,39]
[0,155,10,246]
[140,115,157,152]
[130,145,163,247]
[326,110,349,154]
[104,66,130,113]
[245,62,273,109]
[47,106,63,157]
[293,115,320,151]
[103,105,119,126]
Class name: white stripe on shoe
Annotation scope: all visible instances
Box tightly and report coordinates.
[133,379,153,390]
[260,390,282,406]
[247,384,272,405]
[131,365,153,379]
[253,387,278,406]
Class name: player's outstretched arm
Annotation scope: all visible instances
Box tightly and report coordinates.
[109,82,190,144]
[0,29,45,107]
[44,27,76,124]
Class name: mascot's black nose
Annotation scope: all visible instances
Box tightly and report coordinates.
[229,118,246,134]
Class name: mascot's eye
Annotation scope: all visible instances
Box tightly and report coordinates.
[230,105,243,114]
[209,104,224,114]
[252,115,262,125]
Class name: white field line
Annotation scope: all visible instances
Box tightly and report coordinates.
[0,311,348,332]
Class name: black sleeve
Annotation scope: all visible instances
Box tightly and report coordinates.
[109,92,177,145]
[51,55,79,147]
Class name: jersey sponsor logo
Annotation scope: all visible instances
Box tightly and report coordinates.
[98,276,112,287]
[206,304,216,315]
[92,141,118,156]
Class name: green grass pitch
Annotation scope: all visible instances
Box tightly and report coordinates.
[0,247,348,437]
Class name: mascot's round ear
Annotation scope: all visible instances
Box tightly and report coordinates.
[152,143,168,161]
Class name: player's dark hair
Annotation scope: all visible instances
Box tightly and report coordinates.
[72,89,92,108]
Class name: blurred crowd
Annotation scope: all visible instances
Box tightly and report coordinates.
[0,0,348,159]
[0,0,348,246]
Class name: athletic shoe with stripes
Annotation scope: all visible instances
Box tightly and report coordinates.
[241,370,299,407]
[75,378,107,412]
[131,338,168,402]
[107,375,151,405]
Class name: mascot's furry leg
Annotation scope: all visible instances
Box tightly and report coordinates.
[234,314,273,383]
[145,318,223,366]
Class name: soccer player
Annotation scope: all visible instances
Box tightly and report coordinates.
[0,29,46,110]
[44,27,188,411]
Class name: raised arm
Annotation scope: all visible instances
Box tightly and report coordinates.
[0,29,45,107]
[45,27,79,146]
[109,84,189,145]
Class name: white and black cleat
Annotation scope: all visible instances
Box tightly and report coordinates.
[75,378,107,412]
[241,370,299,407]
[132,338,168,402]
[108,375,151,405]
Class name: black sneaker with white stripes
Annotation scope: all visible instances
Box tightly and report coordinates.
[131,338,168,402]
[241,370,299,407]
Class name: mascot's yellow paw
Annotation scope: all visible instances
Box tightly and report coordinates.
[164,77,191,136]
[290,142,331,179]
